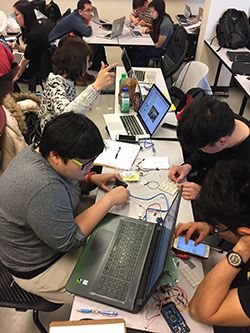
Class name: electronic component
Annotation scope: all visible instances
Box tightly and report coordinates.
[161,302,190,333]
[113,179,128,188]
[159,178,179,195]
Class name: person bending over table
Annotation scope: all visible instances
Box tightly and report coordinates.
[9,0,50,92]
[176,160,250,332]
[131,0,174,67]
[168,95,250,201]
[130,0,153,28]
[39,35,116,131]
[49,0,107,72]
[0,112,129,304]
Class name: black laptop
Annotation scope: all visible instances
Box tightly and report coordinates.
[66,192,181,313]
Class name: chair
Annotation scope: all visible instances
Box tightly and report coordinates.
[173,61,212,94]
[160,24,189,87]
[0,63,18,104]
[0,261,63,333]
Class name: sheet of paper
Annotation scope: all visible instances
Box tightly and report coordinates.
[140,156,169,169]
[50,322,125,333]
[94,140,140,170]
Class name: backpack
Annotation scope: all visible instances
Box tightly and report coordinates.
[169,86,206,121]
[45,0,62,24]
[216,9,250,50]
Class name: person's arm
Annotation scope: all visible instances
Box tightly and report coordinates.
[73,14,92,37]
[189,235,250,326]
[155,34,167,48]
[13,57,29,82]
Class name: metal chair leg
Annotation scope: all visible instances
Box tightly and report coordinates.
[33,310,48,333]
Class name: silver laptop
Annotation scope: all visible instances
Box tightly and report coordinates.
[104,84,171,140]
[121,49,156,85]
[97,16,125,39]
[92,6,110,26]
[66,192,181,313]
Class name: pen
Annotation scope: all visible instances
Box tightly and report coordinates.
[77,308,118,316]
[115,147,121,159]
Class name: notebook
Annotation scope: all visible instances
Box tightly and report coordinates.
[97,16,125,39]
[66,191,181,313]
[103,84,171,140]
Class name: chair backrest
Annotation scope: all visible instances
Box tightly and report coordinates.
[0,63,18,105]
[174,61,212,94]
[161,24,188,80]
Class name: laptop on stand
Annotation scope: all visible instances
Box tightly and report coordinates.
[103,84,171,140]
[92,6,112,29]
[66,191,181,313]
[97,16,125,39]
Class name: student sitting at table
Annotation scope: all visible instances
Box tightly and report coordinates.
[10,0,50,92]
[168,95,250,201]
[0,112,129,304]
[130,0,153,28]
[39,35,116,131]
[49,0,107,73]
[132,0,174,67]
[177,160,250,332]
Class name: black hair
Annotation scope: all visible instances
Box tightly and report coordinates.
[13,0,40,42]
[132,0,147,10]
[197,160,250,230]
[52,35,92,81]
[39,113,104,162]
[177,95,235,150]
[77,0,91,10]
[148,0,173,43]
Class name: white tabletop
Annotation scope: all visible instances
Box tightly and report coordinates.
[70,139,212,332]
[118,24,154,47]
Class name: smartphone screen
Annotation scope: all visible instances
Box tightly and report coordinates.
[175,236,208,257]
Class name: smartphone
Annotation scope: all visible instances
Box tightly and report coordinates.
[173,236,210,258]
[115,134,139,143]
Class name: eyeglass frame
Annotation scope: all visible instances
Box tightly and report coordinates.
[71,157,96,171]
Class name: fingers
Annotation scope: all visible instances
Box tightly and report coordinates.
[103,63,118,72]
[113,173,122,181]
[100,61,106,70]
[175,222,192,237]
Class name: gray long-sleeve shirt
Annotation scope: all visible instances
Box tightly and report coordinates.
[0,146,85,274]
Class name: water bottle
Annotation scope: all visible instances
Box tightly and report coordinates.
[121,87,130,113]
[119,73,126,90]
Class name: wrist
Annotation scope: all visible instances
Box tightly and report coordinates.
[182,163,192,175]
[233,241,250,263]
[92,82,101,93]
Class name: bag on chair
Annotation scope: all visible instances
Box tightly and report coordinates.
[216,9,250,49]
[169,86,205,121]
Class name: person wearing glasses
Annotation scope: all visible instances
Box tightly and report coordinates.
[0,112,129,304]
[168,95,250,201]
[48,0,107,73]
[179,160,250,332]
[39,35,116,132]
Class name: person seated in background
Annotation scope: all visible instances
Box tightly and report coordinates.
[130,0,152,28]
[10,0,50,92]
[0,42,14,77]
[49,0,107,73]
[132,0,174,67]
[176,160,250,332]
[168,95,250,201]
[39,35,116,131]
[0,112,129,304]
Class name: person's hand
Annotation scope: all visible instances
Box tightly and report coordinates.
[176,222,212,245]
[91,173,122,192]
[107,186,129,206]
[179,181,201,200]
[141,27,150,33]
[93,61,117,91]
[130,15,139,26]
[168,164,191,182]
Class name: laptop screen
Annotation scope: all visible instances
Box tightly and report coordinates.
[138,84,171,135]
[145,191,181,296]
[121,49,133,77]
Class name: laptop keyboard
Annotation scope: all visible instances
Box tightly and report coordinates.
[121,115,144,135]
[94,221,147,302]
[134,70,145,81]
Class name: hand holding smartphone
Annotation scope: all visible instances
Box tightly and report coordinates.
[173,236,210,258]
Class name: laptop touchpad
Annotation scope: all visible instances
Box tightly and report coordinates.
[90,229,113,254]
[109,121,123,130]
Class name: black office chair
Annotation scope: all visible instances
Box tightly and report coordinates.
[160,24,188,88]
[0,261,63,333]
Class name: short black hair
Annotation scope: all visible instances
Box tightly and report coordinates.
[197,159,250,230]
[39,113,104,162]
[177,95,235,150]
[133,0,147,10]
[77,0,91,10]
[52,35,92,81]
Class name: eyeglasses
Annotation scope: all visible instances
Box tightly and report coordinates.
[83,9,93,13]
[71,158,95,171]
